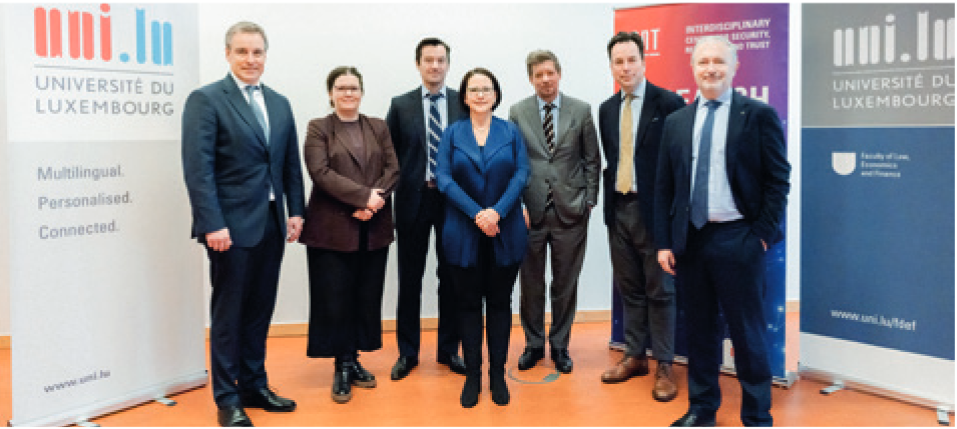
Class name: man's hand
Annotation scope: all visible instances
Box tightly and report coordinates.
[286,216,303,242]
[352,209,374,221]
[367,188,386,212]
[522,207,530,229]
[206,228,232,252]
[657,249,676,276]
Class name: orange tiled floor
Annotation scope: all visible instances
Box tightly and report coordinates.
[0,318,952,427]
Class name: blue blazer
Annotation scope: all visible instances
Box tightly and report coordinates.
[598,82,685,229]
[436,117,530,268]
[182,75,306,247]
[654,92,790,256]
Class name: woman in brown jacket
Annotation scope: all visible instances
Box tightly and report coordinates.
[299,66,399,404]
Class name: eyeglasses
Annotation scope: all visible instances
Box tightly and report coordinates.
[467,87,494,95]
[334,86,361,94]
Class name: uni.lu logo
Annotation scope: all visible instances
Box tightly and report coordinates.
[33,3,173,66]
[833,10,955,67]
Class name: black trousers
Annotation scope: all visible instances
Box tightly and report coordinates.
[680,220,772,427]
[306,225,388,359]
[448,236,520,376]
[395,185,459,359]
[608,194,676,360]
[206,202,285,408]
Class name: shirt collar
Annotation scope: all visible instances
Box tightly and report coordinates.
[696,88,734,108]
[621,78,647,101]
[537,93,561,111]
[230,71,261,91]
[421,85,447,99]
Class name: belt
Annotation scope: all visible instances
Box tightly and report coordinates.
[616,191,639,201]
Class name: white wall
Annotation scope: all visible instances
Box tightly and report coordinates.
[0,2,804,336]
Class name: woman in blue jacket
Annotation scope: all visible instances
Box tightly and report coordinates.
[436,68,530,408]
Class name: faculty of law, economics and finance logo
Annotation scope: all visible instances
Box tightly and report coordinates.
[33,3,173,66]
[832,152,857,176]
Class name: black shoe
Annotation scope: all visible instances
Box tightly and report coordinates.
[438,354,467,375]
[350,359,377,388]
[391,356,419,380]
[671,411,716,427]
[460,375,481,408]
[332,363,353,404]
[489,372,510,406]
[551,348,573,374]
[517,347,544,371]
[241,388,296,412]
[217,407,254,427]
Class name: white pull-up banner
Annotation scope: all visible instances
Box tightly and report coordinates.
[3,3,206,426]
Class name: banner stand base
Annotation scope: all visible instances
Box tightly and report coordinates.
[800,365,955,421]
[9,371,207,427]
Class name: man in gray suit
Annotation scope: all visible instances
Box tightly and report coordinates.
[508,50,600,374]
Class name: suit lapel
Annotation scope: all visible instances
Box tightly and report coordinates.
[635,85,657,148]
[457,124,484,172]
[556,96,573,152]
[410,89,427,153]
[724,93,747,174]
[221,76,267,147]
[482,120,509,168]
[331,115,368,175]
[522,97,550,156]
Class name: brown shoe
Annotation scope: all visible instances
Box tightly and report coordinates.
[652,361,678,402]
[601,354,649,383]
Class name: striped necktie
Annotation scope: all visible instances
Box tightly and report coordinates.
[615,94,635,193]
[543,103,556,208]
[427,93,443,181]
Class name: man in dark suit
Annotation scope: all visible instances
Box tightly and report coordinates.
[385,37,466,380]
[655,35,790,427]
[181,21,304,427]
[508,50,599,374]
[597,32,685,402]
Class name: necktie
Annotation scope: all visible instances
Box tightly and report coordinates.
[690,100,722,229]
[245,85,269,143]
[427,93,443,181]
[543,103,556,208]
[615,94,635,194]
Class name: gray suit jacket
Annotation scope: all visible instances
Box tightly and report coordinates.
[509,93,600,225]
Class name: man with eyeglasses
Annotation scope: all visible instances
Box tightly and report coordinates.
[597,31,685,402]
[508,50,599,374]
[182,21,304,426]
[385,37,467,381]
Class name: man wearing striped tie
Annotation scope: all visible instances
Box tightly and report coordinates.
[385,37,467,381]
[508,50,599,374]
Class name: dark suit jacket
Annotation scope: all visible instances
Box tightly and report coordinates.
[508,93,600,225]
[598,82,685,229]
[654,92,791,255]
[436,118,530,268]
[182,74,305,248]
[385,87,466,229]
[298,113,399,252]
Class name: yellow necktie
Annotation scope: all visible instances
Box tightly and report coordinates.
[616,94,635,194]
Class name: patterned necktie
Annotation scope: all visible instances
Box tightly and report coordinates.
[615,94,635,194]
[690,100,722,229]
[245,85,269,144]
[543,103,556,208]
[427,93,443,181]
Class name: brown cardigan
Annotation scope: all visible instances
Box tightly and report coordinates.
[298,113,399,252]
